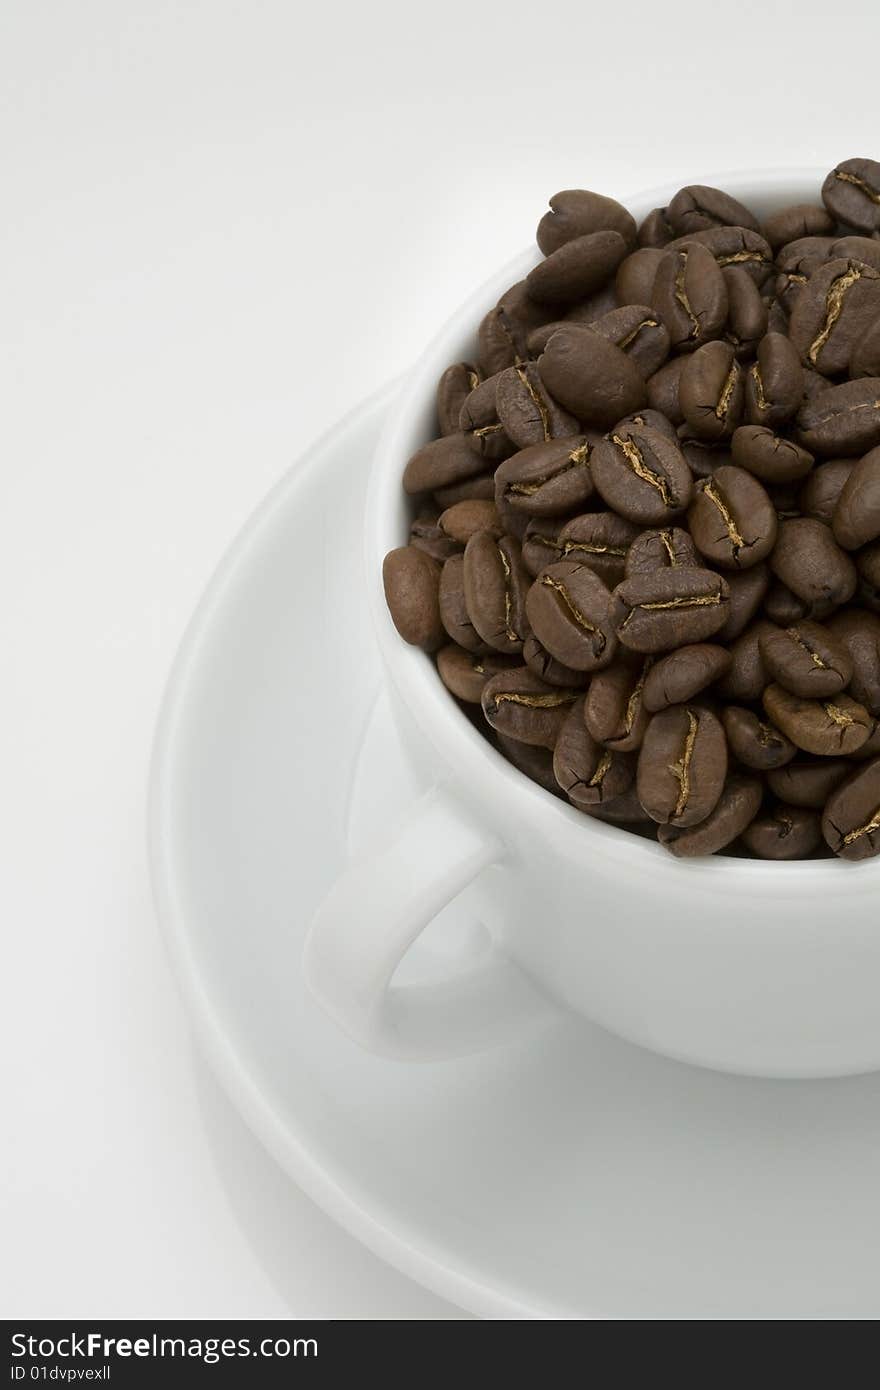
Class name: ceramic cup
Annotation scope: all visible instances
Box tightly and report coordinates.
[304,171,880,1079]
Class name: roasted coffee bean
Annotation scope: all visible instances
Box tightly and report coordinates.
[437,499,502,545]
[766,298,790,335]
[382,546,445,650]
[723,266,767,357]
[645,357,686,425]
[828,610,880,715]
[439,553,488,653]
[563,283,620,325]
[641,643,731,712]
[767,759,853,808]
[584,785,654,824]
[494,435,596,516]
[495,362,579,450]
[625,526,699,576]
[821,757,880,860]
[463,533,530,654]
[613,567,730,652]
[722,705,795,770]
[538,325,647,427]
[681,225,774,286]
[762,203,835,252]
[717,562,770,641]
[586,305,670,378]
[584,656,653,751]
[744,332,803,430]
[495,733,561,796]
[637,703,727,827]
[731,425,814,484]
[615,248,665,305]
[481,667,579,748]
[742,804,822,859]
[437,363,482,436]
[652,243,728,352]
[477,305,530,376]
[522,632,589,689]
[822,159,880,235]
[831,236,880,272]
[409,511,462,561]
[832,446,880,550]
[850,317,880,379]
[537,189,637,257]
[433,471,496,508]
[553,511,640,587]
[715,619,773,700]
[403,432,488,495]
[789,258,880,376]
[458,374,517,461]
[679,341,744,441]
[436,644,518,703]
[553,696,635,809]
[767,479,804,520]
[526,230,629,309]
[853,723,880,760]
[614,408,679,442]
[759,620,852,698]
[525,319,573,356]
[658,774,762,856]
[590,425,691,525]
[525,559,618,671]
[679,436,733,478]
[637,207,674,249]
[763,685,872,757]
[800,459,856,522]
[667,185,759,237]
[797,378,880,457]
[770,517,857,606]
[521,517,566,577]
[688,465,777,569]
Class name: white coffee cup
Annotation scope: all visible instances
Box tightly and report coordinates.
[304,170,880,1079]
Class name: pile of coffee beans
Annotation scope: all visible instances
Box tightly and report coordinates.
[383,161,880,860]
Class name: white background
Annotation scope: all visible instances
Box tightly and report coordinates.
[2,0,878,1320]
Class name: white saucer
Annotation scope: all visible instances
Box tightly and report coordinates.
[150,386,880,1320]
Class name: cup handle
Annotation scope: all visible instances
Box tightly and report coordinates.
[303,786,555,1060]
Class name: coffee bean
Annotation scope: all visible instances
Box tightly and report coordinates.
[652,243,728,352]
[538,325,647,427]
[763,685,873,756]
[537,189,637,257]
[799,459,856,523]
[615,248,666,305]
[584,785,655,824]
[667,185,760,236]
[553,511,640,587]
[658,774,762,856]
[591,425,692,525]
[458,373,517,461]
[822,159,880,235]
[832,446,880,550]
[741,804,822,859]
[688,465,777,569]
[564,284,620,326]
[409,511,462,561]
[762,203,835,252]
[642,643,731,712]
[587,305,671,378]
[463,533,531,654]
[763,581,810,627]
[766,298,790,335]
[850,317,880,378]
[767,759,853,808]
[797,378,880,457]
[494,435,596,516]
[522,632,589,689]
[495,362,579,449]
[436,644,518,703]
[715,620,773,700]
[439,553,488,653]
[481,667,580,748]
[721,705,795,770]
[723,266,767,357]
[637,703,727,827]
[646,357,686,424]
[625,526,699,576]
[759,620,853,697]
[613,567,730,652]
[828,609,880,715]
[437,499,502,544]
[852,723,880,760]
[614,408,680,442]
[821,757,880,860]
[789,258,880,376]
[680,225,774,286]
[477,305,530,376]
[679,435,733,478]
[553,696,635,809]
[526,230,629,309]
[521,517,566,577]
[382,546,445,649]
[437,363,482,436]
[584,656,653,751]
[744,332,803,429]
[433,470,496,509]
[717,562,770,641]
[679,341,744,441]
[831,236,880,272]
[496,733,561,796]
[730,425,814,485]
[525,559,618,671]
[637,207,674,248]
[403,432,488,495]
[770,517,857,606]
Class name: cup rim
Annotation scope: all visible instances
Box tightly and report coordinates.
[366,167,879,888]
